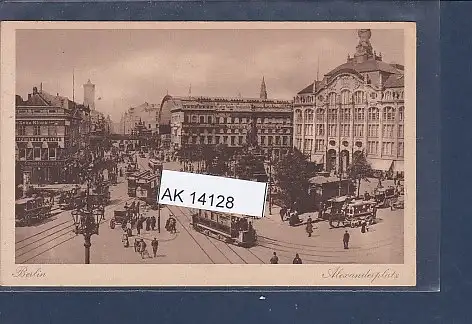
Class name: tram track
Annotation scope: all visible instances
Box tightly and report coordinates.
[172,206,264,264]
[164,205,216,264]
[15,192,133,264]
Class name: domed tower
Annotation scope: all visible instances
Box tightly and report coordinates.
[83,79,96,111]
[353,29,375,63]
[260,76,267,100]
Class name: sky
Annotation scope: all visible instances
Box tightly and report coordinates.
[16,28,404,123]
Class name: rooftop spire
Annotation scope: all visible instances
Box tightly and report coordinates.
[260,76,267,100]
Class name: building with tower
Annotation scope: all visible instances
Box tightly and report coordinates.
[83,79,95,111]
[293,29,405,177]
[164,78,293,159]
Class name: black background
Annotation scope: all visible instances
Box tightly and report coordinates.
[0,0,467,322]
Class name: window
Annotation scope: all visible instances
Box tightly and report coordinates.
[208,116,212,124]
[383,107,396,121]
[316,108,325,121]
[354,91,365,104]
[238,136,243,145]
[328,124,337,137]
[296,139,302,150]
[261,136,266,145]
[341,108,351,122]
[340,124,350,137]
[382,124,394,138]
[231,136,235,146]
[49,147,56,159]
[235,117,239,124]
[19,148,26,159]
[368,125,379,137]
[275,136,281,145]
[398,124,404,138]
[328,109,338,122]
[223,136,228,144]
[215,136,220,144]
[33,125,40,136]
[192,116,198,123]
[398,142,404,157]
[207,136,213,144]
[200,116,206,124]
[295,110,302,122]
[355,108,365,121]
[341,90,351,105]
[268,136,273,145]
[17,125,26,136]
[354,124,364,137]
[382,141,394,156]
[384,91,392,101]
[219,117,224,124]
[368,107,379,121]
[304,125,313,136]
[316,124,325,136]
[296,125,302,135]
[304,139,312,152]
[315,139,325,152]
[48,126,57,136]
[399,107,404,121]
[282,136,287,146]
[328,93,337,106]
[367,141,379,155]
[34,146,41,160]
[304,110,314,123]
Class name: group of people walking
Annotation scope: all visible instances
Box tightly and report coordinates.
[130,237,160,259]
[269,252,303,264]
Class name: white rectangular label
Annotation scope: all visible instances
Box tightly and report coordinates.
[157,170,268,218]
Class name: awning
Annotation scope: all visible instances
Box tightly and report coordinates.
[394,160,404,172]
[367,158,393,171]
[313,154,324,164]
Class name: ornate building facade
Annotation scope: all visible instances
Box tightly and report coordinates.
[293,29,405,176]
[164,79,293,159]
[15,86,87,185]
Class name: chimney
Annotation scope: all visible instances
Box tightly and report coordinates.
[33,87,38,94]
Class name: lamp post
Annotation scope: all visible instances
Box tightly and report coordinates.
[70,172,104,264]
[267,150,273,215]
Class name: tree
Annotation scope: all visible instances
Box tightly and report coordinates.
[273,147,313,209]
[234,148,266,180]
[346,151,373,197]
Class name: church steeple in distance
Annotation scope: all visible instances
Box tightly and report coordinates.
[260,76,267,100]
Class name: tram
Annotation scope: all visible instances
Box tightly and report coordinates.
[15,196,53,226]
[127,170,151,197]
[135,173,160,207]
[191,210,257,247]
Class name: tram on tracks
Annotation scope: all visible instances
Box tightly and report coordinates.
[191,210,257,247]
[127,170,151,197]
[15,196,53,226]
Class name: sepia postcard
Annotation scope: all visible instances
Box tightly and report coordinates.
[0,21,416,287]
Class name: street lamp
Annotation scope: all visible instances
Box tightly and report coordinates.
[267,150,273,215]
[71,207,104,264]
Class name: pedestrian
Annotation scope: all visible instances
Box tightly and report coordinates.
[133,238,139,252]
[151,238,159,258]
[146,217,151,231]
[343,230,350,249]
[270,252,279,264]
[139,239,148,259]
[280,207,287,222]
[136,217,143,235]
[306,220,313,238]
[150,215,156,231]
[293,253,302,264]
[361,221,366,234]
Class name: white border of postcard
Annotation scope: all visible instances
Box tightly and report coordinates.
[0,21,416,287]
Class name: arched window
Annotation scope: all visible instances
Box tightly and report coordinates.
[341,90,351,105]
[328,92,337,106]
[316,108,325,121]
[383,106,396,121]
[304,109,314,123]
[355,108,365,121]
[295,109,302,122]
[354,91,365,104]
[399,106,404,121]
[200,116,205,124]
[384,91,392,101]
[368,107,379,121]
